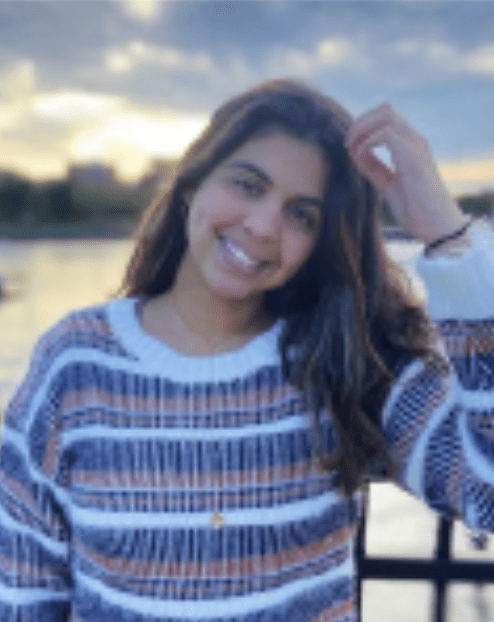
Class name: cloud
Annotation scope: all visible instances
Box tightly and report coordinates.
[267,36,355,76]
[318,38,353,66]
[390,37,494,77]
[391,39,457,63]
[70,107,209,182]
[0,135,69,182]
[264,34,494,90]
[463,43,494,75]
[33,91,124,122]
[0,61,39,137]
[0,60,35,100]
[0,78,210,182]
[0,98,31,134]
[119,0,163,24]
[104,40,214,75]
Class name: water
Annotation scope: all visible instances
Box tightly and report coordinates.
[0,238,492,621]
[0,238,134,408]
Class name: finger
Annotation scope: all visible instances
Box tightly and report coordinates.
[349,145,395,190]
[347,135,395,189]
[351,125,399,162]
[345,103,419,149]
[348,124,398,163]
[346,103,408,143]
[348,121,426,179]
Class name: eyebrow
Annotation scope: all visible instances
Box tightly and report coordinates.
[227,160,324,208]
[228,161,271,185]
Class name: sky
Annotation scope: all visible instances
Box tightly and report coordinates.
[0,0,493,195]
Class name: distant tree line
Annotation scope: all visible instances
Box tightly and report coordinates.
[0,165,492,226]
[0,165,167,225]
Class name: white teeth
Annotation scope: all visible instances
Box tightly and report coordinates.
[223,238,260,268]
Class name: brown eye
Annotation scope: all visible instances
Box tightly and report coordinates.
[286,203,320,231]
[233,178,263,197]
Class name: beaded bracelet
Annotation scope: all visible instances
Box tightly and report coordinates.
[424,216,474,256]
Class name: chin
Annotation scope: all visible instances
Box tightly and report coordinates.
[207,282,263,304]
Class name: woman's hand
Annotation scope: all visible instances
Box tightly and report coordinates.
[345,103,469,244]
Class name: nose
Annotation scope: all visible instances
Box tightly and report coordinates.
[242,195,281,239]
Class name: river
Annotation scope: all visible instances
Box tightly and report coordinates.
[0,238,492,621]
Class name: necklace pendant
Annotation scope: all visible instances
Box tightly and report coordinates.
[210,511,225,529]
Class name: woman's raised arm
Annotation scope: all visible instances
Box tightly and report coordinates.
[345,103,471,251]
[348,103,494,530]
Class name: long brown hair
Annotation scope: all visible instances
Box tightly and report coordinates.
[121,79,444,495]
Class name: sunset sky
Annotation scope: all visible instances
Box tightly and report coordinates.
[0,0,493,194]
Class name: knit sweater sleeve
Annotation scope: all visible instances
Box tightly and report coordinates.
[0,316,76,620]
[381,218,494,531]
[0,311,84,621]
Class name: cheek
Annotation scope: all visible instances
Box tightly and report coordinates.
[187,194,219,239]
[187,189,243,249]
[191,187,243,226]
[282,232,318,269]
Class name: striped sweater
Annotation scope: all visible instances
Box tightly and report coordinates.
[2,219,494,622]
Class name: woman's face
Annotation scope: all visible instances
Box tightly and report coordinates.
[180,130,327,304]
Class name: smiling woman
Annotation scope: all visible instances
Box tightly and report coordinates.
[2,78,494,622]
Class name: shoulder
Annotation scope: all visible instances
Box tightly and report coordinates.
[4,299,137,430]
[31,297,137,368]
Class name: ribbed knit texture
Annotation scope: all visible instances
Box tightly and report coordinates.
[2,220,494,621]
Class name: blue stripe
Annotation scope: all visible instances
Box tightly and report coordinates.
[65,429,321,473]
[423,410,461,516]
[0,599,70,622]
[60,363,290,397]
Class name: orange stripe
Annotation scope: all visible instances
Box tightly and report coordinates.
[306,597,355,622]
[79,548,349,599]
[442,333,494,357]
[75,525,353,580]
[0,550,66,588]
[71,458,327,489]
[60,383,301,428]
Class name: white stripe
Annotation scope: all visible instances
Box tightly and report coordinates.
[2,425,27,456]
[0,504,68,558]
[108,298,283,381]
[72,477,330,494]
[71,488,341,528]
[76,554,353,618]
[402,375,457,499]
[459,412,494,485]
[381,359,425,427]
[452,386,494,410]
[61,414,309,448]
[0,585,70,605]
[61,398,299,421]
[1,425,29,460]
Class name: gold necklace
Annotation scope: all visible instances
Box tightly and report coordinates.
[169,294,232,530]
[169,294,273,529]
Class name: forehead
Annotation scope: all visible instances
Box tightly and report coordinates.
[220,131,328,196]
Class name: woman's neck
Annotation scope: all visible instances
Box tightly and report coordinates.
[141,278,274,356]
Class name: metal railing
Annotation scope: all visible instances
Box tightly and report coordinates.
[357,508,494,622]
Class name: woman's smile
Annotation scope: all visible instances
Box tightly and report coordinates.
[218,235,271,274]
